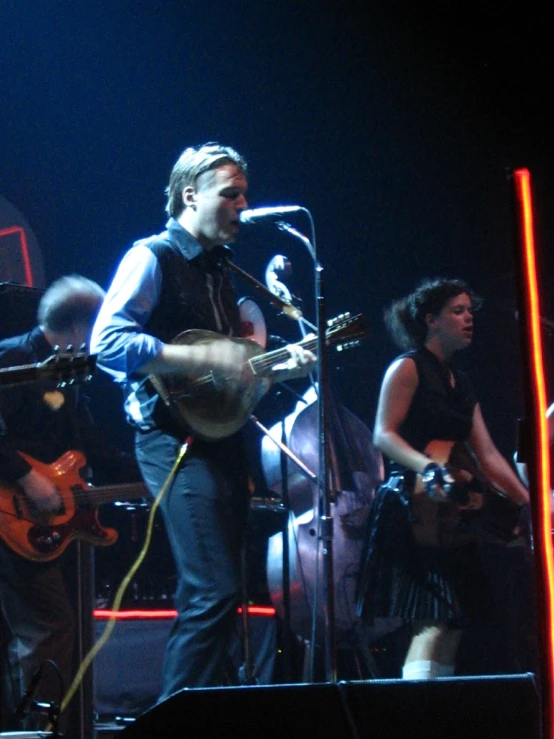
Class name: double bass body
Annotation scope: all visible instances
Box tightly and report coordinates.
[263,387,384,644]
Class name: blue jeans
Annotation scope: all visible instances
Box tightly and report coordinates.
[135,428,249,697]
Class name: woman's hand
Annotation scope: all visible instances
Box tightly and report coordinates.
[421,463,455,501]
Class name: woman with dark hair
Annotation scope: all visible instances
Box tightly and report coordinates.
[357,277,529,680]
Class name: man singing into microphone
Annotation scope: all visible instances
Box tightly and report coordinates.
[91,142,315,696]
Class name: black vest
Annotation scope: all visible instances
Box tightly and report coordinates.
[142,236,241,342]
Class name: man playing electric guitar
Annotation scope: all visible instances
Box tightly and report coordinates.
[0,275,140,734]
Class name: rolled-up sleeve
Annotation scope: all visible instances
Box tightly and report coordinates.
[91,244,165,382]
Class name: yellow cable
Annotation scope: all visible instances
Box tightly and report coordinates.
[52,440,190,726]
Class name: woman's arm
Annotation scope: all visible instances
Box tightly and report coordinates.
[373,357,431,474]
[468,403,530,505]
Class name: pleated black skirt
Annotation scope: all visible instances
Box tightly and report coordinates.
[356,476,495,628]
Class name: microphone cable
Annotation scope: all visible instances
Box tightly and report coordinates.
[46,438,193,731]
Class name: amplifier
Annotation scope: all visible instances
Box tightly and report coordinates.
[0,282,43,339]
[93,612,277,720]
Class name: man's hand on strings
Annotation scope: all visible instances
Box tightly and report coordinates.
[272,336,317,380]
[19,468,63,521]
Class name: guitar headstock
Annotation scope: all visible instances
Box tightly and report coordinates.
[0,351,97,388]
[326,312,369,352]
[40,351,98,387]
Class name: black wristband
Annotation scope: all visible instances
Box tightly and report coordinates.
[422,462,451,499]
[422,462,442,482]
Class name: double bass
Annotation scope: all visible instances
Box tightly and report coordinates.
[263,384,384,644]
[233,261,385,654]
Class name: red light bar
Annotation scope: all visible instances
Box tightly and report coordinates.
[0,226,33,286]
[93,605,276,620]
[513,167,554,739]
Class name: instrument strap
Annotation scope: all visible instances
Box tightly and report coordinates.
[222,258,302,320]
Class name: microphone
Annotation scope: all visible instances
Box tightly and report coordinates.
[239,206,302,224]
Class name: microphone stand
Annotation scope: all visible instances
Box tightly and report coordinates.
[225,252,315,683]
[276,217,337,684]
[227,215,337,682]
[278,411,292,683]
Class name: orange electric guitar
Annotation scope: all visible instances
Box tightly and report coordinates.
[0,451,148,562]
[411,440,524,548]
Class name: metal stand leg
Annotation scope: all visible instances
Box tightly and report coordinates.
[75,541,94,739]
[238,542,258,686]
[302,639,313,682]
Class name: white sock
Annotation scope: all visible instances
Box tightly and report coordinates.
[402,659,440,680]
[437,663,455,677]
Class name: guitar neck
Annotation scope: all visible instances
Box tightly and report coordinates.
[0,353,96,388]
[248,313,367,376]
[0,366,41,387]
[75,482,149,506]
[250,336,318,376]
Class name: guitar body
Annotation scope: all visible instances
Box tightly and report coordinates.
[412,440,521,548]
[0,451,119,562]
[154,329,272,441]
[150,313,368,441]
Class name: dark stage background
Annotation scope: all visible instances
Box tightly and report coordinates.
[0,0,552,458]
[0,0,554,704]
[0,0,552,712]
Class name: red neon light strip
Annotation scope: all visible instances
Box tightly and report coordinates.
[18,228,33,287]
[93,605,276,620]
[0,226,34,286]
[514,167,554,737]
